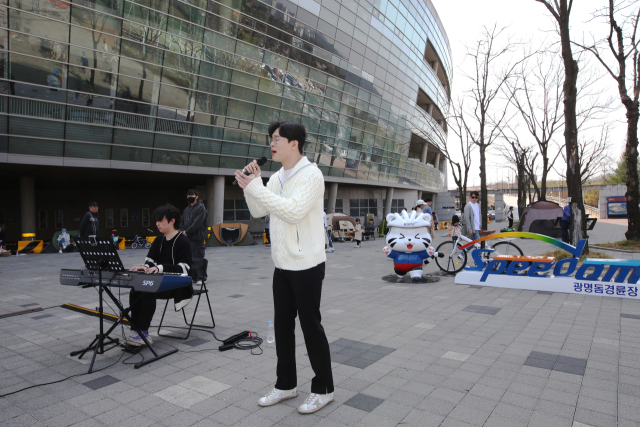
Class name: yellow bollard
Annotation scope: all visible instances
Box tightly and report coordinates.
[118,238,126,250]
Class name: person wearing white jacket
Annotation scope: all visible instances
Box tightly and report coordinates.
[234,121,334,415]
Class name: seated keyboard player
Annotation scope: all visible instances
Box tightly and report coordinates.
[127,204,192,346]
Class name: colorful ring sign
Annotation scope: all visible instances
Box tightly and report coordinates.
[455,232,640,298]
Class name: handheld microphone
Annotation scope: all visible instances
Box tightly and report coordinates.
[232,156,268,186]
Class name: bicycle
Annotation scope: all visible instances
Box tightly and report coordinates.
[131,235,151,249]
[435,228,523,274]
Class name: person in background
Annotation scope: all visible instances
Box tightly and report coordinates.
[507,206,514,229]
[415,199,425,214]
[57,228,71,253]
[560,204,570,243]
[182,189,207,258]
[353,218,362,248]
[364,218,375,240]
[449,215,462,243]
[79,202,99,238]
[323,212,333,253]
[424,198,433,215]
[463,191,481,241]
[264,214,271,247]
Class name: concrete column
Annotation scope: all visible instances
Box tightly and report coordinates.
[384,187,394,217]
[20,177,35,238]
[420,143,428,164]
[426,104,433,116]
[327,182,338,213]
[212,175,225,225]
[435,152,441,170]
[205,178,215,228]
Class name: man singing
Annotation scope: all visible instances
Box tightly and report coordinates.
[234,121,334,414]
[127,204,192,346]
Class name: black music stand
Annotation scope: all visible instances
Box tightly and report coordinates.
[70,237,177,372]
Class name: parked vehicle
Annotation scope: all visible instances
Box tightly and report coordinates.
[131,235,151,249]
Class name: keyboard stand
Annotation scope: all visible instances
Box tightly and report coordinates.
[70,238,178,371]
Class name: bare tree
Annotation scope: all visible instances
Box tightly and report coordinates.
[534,0,588,250]
[574,0,640,240]
[414,99,475,213]
[506,50,564,200]
[498,127,533,218]
[447,100,476,212]
[524,151,540,202]
[460,25,522,232]
[555,125,614,184]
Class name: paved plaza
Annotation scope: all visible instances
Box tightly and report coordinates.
[1,220,639,427]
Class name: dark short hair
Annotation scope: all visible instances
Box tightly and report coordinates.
[425,198,432,203]
[88,201,98,207]
[153,204,181,229]
[355,218,360,222]
[470,191,479,198]
[268,121,306,154]
[187,189,198,196]
[369,218,374,221]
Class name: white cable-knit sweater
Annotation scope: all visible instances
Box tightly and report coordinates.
[244,156,327,271]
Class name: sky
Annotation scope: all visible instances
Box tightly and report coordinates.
[430,0,627,190]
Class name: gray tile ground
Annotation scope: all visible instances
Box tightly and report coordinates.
[0,220,638,426]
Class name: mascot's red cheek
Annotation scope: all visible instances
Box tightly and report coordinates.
[407,244,413,250]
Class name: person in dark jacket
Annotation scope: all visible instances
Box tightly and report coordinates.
[79,201,99,237]
[182,189,207,258]
[127,204,192,346]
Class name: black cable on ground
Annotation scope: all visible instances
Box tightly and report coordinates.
[0,351,125,398]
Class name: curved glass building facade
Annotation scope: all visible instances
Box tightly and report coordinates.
[0,0,450,190]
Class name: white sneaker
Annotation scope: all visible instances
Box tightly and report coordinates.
[258,388,297,407]
[326,248,334,253]
[174,297,192,311]
[298,392,334,414]
[58,250,62,253]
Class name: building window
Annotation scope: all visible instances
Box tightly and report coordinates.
[120,209,128,227]
[142,208,150,227]
[383,199,405,213]
[105,209,114,228]
[350,199,378,218]
[39,210,47,229]
[223,200,250,221]
[323,199,344,213]
[55,210,63,229]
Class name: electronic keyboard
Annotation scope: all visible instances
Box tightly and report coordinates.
[60,269,192,293]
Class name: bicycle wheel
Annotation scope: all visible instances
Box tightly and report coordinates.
[145,242,151,249]
[435,241,467,273]
[131,243,137,249]
[488,241,523,259]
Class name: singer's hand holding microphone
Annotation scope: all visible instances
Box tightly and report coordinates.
[233,156,267,189]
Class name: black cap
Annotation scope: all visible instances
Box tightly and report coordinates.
[89,201,98,207]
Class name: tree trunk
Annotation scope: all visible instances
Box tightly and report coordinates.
[625,105,640,240]
[558,1,588,252]
[480,145,487,231]
[540,157,548,200]
[517,164,527,220]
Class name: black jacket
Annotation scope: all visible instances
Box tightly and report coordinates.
[182,201,207,242]
[79,212,99,237]
[144,232,192,274]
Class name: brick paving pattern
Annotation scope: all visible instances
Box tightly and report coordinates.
[0,220,638,426]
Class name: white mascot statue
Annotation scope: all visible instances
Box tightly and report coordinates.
[383,210,436,283]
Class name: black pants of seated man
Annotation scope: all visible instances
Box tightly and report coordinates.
[129,286,193,331]
[273,262,334,394]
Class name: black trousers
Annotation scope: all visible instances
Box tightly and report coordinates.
[189,240,205,258]
[265,228,270,244]
[129,286,193,331]
[508,218,513,228]
[560,220,570,243]
[273,262,333,394]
